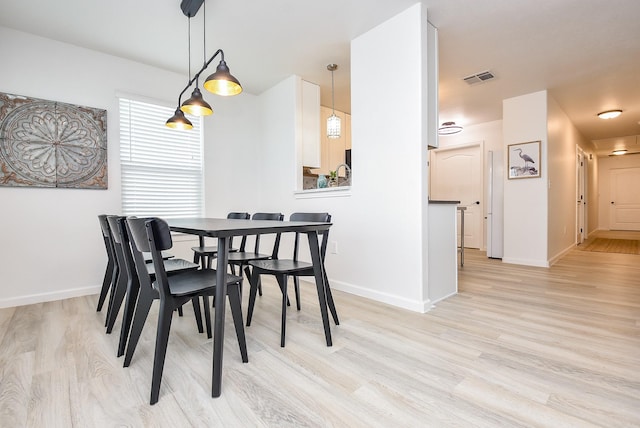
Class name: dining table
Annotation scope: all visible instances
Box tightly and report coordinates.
[167,217,333,398]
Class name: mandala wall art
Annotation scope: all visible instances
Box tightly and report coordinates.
[0,92,107,189]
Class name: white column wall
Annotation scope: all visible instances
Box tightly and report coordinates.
[502,91,549,267]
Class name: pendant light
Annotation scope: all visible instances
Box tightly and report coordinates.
[180,7,213,116]
[166,0,242,129]
[326,64,341,139]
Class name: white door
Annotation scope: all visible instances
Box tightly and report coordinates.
[576,150,586,243]
[610,167,640,230]
[430,143,483,248]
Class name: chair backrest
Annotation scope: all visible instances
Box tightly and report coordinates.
[228,212,250,220]
[106,215,126,270]
[289,212,331,262]
[108,216,143,292]
[227,212,250,249]
[127,217,173,297]
[245,212,284,257]
[98,214,116,262]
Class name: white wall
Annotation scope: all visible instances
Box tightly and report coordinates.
[597,154,640,229]
[0,26,257,307]
[546,95,597,262]
[248,4,433,311]
[502,91,549,267]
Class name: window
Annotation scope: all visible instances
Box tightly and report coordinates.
[119,97,203,218]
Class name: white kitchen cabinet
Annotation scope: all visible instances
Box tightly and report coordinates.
[301,80,321,168]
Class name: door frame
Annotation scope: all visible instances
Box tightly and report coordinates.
[575,146,587,244]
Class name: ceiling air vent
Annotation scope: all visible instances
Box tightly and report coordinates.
[463,70,495,85]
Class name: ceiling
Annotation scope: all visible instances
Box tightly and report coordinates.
[1,0,639,156]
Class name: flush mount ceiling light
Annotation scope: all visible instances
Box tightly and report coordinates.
[611,149,627,155]
[438,121,463,135]
[597,109,622,119]
[326,64,341,139]
[167,0,242,129]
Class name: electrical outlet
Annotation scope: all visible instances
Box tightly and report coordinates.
[330,241,338,254]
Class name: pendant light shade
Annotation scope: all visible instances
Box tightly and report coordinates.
[326,63,341,139]
[166,107,194,130]
[327,113,341,139]
[181,87,213,116]
[203,60,243,96]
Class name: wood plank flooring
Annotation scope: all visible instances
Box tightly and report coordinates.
[1,239,639,427]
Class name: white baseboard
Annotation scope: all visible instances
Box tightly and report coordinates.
[548,243,575,266]
[0,285,100,309]
[501,257,550,268]
[299,278,433,313]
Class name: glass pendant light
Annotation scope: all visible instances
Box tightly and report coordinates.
[327,64,341,139]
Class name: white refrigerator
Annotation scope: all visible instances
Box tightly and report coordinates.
[486,150,504,259]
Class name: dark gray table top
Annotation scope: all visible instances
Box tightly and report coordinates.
[168,217,332,238]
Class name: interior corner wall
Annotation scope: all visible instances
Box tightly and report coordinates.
[502,91,549,267]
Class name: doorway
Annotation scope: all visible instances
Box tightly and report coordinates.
[609,167,640,230]
[429,142,483,249]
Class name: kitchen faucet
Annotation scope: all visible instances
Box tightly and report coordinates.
[335,163,351,186]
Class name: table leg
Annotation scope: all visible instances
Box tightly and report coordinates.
[307,231,332,347]
[212,236,228,397]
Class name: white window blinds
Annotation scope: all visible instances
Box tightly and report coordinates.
[119,97,203,218]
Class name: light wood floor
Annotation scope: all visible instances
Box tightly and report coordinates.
[1,240,639,427]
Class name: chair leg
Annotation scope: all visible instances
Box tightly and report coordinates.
[324,272,340,325]
[177,306,184,317]
[246,269,260,327]
[105,265,119,326]
[293,276,301,310]
[97,259,115,311]
[227,284,248,363]
[192,298,204,334]
[123,290,154,367]
[105,270,127,334]
[117,276,140,357]
[202,296,212,339]
[150,300,174,405]
[276,274,288,347]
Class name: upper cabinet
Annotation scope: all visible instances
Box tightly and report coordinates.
[301,80,321,168]
[316,105,351,176]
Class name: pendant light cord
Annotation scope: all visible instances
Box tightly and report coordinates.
[331,68,336,114]
[187,17,192,81]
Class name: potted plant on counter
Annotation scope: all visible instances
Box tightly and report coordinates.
[328,170,338,187]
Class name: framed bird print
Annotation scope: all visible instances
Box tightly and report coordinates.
[508,141,540,179]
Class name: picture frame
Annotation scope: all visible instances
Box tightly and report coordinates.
[508,140,540,179]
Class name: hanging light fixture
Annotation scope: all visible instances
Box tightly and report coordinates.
[438,121,463,135]
[180,13,213,117]
[166,0,242,129]
[326,64,341,139]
